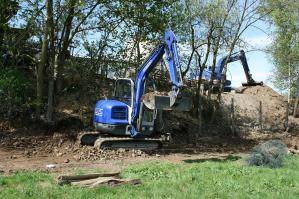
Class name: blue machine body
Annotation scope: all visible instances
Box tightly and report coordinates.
[202,55,233,88]
[93,100,129,125]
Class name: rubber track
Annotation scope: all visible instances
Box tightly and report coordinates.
[79,131,163,150]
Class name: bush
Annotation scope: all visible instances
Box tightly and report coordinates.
[0,69,31,118]
[246,140,288,168]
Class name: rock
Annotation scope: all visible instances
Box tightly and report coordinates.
[56,152,63,157]
[13,142,20,147]
[136,150,142,156]
[46,164,57,169]
[64,159,70,163]
[118,148,126,153]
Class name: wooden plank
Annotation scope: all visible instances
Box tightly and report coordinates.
[57,172,120,185]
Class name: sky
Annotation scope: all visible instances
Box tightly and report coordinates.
[226,21,275,90]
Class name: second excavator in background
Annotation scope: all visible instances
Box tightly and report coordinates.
[199,50,263,93]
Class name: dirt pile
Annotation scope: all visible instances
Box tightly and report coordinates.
[221,85,292,132]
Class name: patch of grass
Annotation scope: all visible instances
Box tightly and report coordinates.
[0,156,298,199]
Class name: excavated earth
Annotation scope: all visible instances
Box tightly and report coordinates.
[0,85,298,174]
[222,85,299,133]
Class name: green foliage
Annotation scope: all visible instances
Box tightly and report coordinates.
[263,0,299,93]
[0,0,19,63]
[0,156,299,198]
[0,69,31,117]
[0,0,18,28]
[247,140,289,168]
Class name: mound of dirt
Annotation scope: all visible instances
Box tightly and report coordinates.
[221,85,291,132]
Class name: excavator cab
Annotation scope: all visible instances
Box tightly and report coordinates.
[113,78,157,136]
[114,78,134,106]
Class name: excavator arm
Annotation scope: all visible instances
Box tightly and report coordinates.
[130,29,184,137]
[214,50,263,86]
[238,50,263,86]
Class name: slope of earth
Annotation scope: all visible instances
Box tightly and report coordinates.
[221,85,298,133]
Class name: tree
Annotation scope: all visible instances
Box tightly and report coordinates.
[110,0,174,76]
[0,0,18,65]
[45,0,55,122]
[36,0,53,119]
[263,0,299,101]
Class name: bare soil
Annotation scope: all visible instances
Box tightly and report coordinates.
[0,128,298,175]
[222,85,299,133]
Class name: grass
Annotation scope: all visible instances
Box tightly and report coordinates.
[0,155,298,199]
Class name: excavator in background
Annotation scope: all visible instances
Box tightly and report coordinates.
[201,50,263,93]
[79,29,190,150]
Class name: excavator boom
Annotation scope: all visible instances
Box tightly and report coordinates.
[130,29,188,137]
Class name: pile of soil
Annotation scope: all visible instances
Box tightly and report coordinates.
[221,85,297,132]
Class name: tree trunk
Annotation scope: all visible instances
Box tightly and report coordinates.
[0,26,4,60]
[0,0,9,63]
[287,61,291,103]
[293,78,299,117]
[136,37,141,76]
[37,0,52,118]
[46,0,55,123]
[56,0,76,94]
[182,26,195,78]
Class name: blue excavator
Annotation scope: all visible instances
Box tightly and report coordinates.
[201,50,263,92]
[80,29,190,149]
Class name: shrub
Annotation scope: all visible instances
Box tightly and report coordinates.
[0,69,31,118]
[246,140,288,168]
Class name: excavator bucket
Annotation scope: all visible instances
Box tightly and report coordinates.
[242,81,263,87]
[153,95,172,110]
[143,92,191,111]
[171,96,192,111]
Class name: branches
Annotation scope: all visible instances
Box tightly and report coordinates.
[69,1,101,43]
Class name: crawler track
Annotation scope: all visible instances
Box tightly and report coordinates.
[79,131,163,150]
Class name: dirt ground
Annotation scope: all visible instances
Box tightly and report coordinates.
[0,128,298,175]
